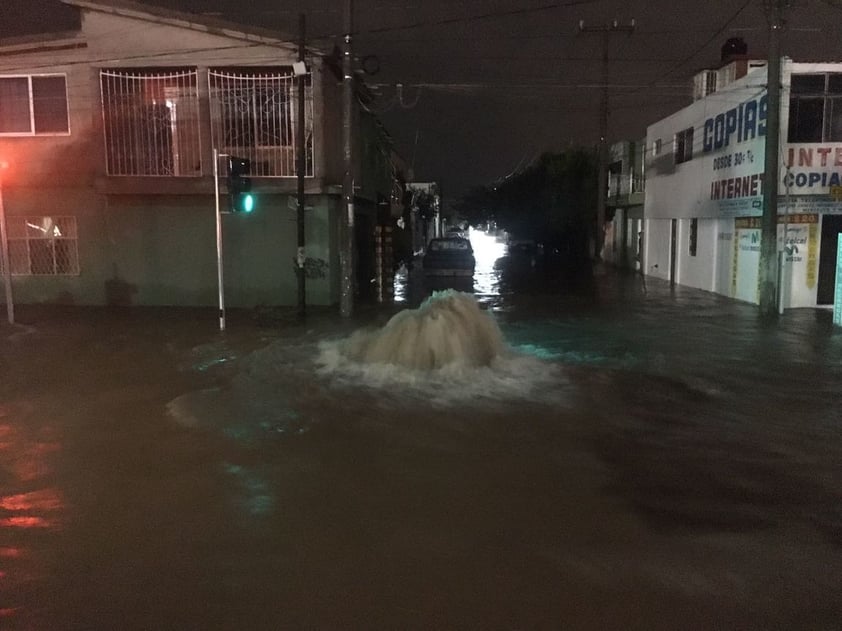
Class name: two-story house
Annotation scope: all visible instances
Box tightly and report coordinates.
[644,39,842,309]
[0,0,403,308]
[603,138,645,269]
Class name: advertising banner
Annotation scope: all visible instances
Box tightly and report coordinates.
[784,144,842,196]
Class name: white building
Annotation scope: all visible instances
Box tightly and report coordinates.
[644,51,842,309]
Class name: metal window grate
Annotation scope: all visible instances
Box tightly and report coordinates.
[208,70,313,177]
[100,69,202,176]
[0,216,79,275]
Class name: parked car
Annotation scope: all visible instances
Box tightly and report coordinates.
[422,237,476,276]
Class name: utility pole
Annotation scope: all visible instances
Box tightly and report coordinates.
[340,0,355,318]
[296,13,307,318]
[578,19,634,260]
[759,0,787,316]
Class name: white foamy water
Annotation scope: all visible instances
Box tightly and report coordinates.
[168,292,570,438]
[340,291,506,369]
[316,291,567,406]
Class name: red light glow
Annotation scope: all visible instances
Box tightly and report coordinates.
[0,516,51,529]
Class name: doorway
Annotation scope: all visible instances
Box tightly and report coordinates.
[670,218,678,285]
[817,214,842,305]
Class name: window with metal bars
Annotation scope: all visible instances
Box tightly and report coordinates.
[208,69,313,177]
[100,69,202,176]
[0,216,79,275]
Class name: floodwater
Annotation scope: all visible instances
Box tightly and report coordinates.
[1,233,842,630]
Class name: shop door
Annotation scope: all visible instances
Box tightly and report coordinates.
[670,219,677,285]
[817,215,842,305]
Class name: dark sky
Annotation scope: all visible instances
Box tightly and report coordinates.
[3,0,842,197]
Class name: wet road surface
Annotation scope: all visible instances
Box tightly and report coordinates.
[1,242,842,629]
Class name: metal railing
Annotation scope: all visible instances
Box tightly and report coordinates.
[208,70,313,177]
[0,216,79,275]
[100,70,202,176]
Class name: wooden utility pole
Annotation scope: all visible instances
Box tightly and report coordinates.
[340,0,355,318]
[578,19,634,260]
[759,0,787,316]
[296,13,307,318]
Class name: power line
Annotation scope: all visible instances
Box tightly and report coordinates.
[309,0,603,40]
[370,54,712,63]
[371,81,688,89]
[649,0,754,85]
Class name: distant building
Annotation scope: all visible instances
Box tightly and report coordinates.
[604,139,646,269]
[0,0,403,307]
[406,182,441,253]
[644,41,842,308]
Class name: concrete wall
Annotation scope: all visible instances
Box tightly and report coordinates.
[3,188,339,307]
[673,217,718,291]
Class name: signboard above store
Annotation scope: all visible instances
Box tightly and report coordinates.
[784,144,842,195]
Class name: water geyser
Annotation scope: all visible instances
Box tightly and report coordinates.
[340,291,507,370]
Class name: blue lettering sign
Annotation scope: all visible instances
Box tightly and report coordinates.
[702,94,768,154]
[703,119,714,152]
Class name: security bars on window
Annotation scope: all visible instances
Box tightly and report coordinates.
[100,70,202,176]
[208,70,313,177]
[0,216,79,276]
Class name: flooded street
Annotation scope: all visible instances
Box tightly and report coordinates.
[2,237,842,629]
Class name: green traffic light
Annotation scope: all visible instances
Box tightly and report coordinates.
[242,193,254,213]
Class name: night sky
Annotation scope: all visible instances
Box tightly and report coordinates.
[3,0,842,198]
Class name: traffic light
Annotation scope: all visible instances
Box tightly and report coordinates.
[227,156,254,213]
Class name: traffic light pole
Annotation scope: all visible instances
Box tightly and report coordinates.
[0,177,14,325]
[213,147,226,332]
